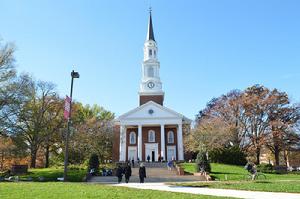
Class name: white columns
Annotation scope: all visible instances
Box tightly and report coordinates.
[138,125,142,161]
[160,124,165,160]
[119,125,126,162]
[177,123,184,161]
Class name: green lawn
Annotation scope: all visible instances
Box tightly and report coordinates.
[180,163,250,180]
[178,163,300,193]
[180,163,300,181]
[0,182,235,199]
[18,168,87,182]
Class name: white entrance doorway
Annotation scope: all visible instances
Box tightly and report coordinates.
[167,146,176,161]
[128,146,137,161]
[145,143,158,162]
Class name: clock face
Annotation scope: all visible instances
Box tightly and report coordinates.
[147,82,155,89]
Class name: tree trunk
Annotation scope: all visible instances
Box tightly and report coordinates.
[30,148,37,168]
[0,151,3,171]
[274,145,280,166]
[45,145,50,168]
[284,150,290,167]
[256,148,260,165]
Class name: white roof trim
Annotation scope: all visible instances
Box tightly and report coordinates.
[116,101,192,123]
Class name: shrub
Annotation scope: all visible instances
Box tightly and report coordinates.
[195,152,211,173]
[69,164,86,170]
[88,154,99,175]
[49,154,64,167]
[209,146,247,166]
[257,163,273,173]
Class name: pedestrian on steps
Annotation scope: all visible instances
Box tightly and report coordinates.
[124,162,132,183]
[139,163,146,183]
[167,160,173,171]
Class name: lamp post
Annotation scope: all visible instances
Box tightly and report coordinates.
[64,70,80,182]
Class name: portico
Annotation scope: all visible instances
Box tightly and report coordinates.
[117,101,188,162]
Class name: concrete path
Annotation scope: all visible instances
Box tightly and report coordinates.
[114,182,300,199]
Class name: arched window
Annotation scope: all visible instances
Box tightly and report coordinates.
[149,49,152,56]
[129,132,136,144]
[148,130,155,142]
[168,131,174,143]
[147,66,154,77]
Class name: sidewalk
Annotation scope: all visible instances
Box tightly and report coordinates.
[114,182,300,199]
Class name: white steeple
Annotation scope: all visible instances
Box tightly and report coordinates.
[139,10,164,96]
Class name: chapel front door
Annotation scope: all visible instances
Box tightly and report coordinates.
[151,151,155,162]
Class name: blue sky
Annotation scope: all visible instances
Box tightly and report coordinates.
[1,0,300,119]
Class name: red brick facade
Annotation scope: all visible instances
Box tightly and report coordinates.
[113,124,190,162]
[112,125,120,162]
[117,126,179,161]
[140,95,164,106]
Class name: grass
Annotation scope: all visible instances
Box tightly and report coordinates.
[0,182,236,199]
[18,168,87,182]
[177,163,300,193]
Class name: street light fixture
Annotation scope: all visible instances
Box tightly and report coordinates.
[64,70,80,182]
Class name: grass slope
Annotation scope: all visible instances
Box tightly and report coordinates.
[0,182,235,199]
[178,163,300,193]
[19,168,86,182]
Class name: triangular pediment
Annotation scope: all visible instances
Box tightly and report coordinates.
[117,101,189,121]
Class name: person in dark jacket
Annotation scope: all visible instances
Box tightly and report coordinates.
[147,155,150,162]
[124,163,132,183]
[139,163,146,183]
[116,165,123,183]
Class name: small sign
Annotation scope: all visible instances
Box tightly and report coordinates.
[64,95,71,120]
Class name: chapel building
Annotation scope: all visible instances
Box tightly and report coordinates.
[112,11,191,162]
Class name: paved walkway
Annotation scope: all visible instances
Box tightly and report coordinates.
[114,182,300,199]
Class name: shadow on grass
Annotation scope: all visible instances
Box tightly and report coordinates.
[211,172,245,175]
[254,181,272,184]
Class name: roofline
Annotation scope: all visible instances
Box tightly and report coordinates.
[116,101,192,123]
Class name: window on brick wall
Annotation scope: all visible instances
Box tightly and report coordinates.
[129,131,136,144]
[148,130,155,142]
[168,131,174,143]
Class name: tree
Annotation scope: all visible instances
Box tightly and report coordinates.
[6,76,60,168]
[188,90,243,153]
[195,151,211,173]
[42,97,64,168]
[192,85,300,165]
[0,41,17,136]
[0,41,16,84]
[67,103,114,164]
[265,93,300,165]
[238,85,271,164]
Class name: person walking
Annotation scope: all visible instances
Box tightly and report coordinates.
[116,165,123,183]
[124,162,132,183]
[167,159,173,171]
[131,158,135,168]
[147,155,150,162]
[139,163,146,183]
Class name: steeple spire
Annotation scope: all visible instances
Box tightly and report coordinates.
[147,7,155,41]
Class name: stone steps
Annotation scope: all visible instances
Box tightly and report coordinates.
[138,162,167,168]
[89,167,202,183]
